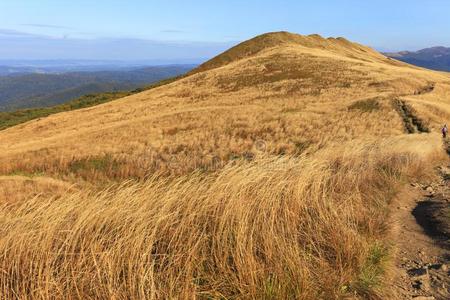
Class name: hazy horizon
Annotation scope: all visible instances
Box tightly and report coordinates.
[0,58,205,66]
[1,0,450,61]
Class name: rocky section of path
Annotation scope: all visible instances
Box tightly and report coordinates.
[392,167,450,299]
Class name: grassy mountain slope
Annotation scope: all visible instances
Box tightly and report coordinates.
[0,32,445,178]
[191,31,406,75]
[1,32,450,299]
[0,65,194,111]
[0,91,130,131]
[0,76,181,131]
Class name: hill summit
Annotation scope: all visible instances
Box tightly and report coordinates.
[191,31,391,75]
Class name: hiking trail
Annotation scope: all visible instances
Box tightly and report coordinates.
[393,83,435,134]
[391,143,450,300]
[394,98,430,134]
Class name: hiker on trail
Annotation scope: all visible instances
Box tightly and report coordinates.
[442,124,448,138]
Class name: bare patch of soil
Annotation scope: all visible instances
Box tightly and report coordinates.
[390,167,450,299]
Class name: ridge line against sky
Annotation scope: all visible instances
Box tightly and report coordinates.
[1,0,449,61]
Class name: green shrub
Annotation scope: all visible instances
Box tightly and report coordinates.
[351,242,389,296]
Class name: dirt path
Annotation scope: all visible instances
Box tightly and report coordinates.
[393,98,430,134]
[392,82,435,135]
[391,163,450,299]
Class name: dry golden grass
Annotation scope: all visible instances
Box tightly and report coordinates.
[1,32,450,299]
[0,175,74,207]
[0,135,444,299]
[1,33,448,180]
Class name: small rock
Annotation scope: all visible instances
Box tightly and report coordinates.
[428,263,443,270]
[412,280,423,289]
[425,186,435,194]
[408,267,428,277]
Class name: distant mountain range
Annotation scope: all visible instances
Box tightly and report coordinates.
[0,64,194,111]
[384,46,450,72]
[0,60,200,75]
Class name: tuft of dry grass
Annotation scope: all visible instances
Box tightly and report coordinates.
[348,98,381,112]
[0,135,444,299]
[0,175,74,207]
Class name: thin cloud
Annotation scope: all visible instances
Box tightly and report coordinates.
[161,29,187,34]
[0,28,66,40]
[21,23,73,30]
[0,28,38,37]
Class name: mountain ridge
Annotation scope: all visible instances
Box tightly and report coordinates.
[191,31,393,75]
[385,46,450,71]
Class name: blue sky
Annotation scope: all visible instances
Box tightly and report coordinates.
[1,0,449,61]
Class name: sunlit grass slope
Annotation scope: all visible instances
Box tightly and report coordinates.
[1,32,450,299]
[1,32,449,181]
[0,135,445,299]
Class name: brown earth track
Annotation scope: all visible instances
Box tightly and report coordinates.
[391,144,450,299]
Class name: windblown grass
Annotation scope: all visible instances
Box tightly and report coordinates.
[0,135,444,299]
